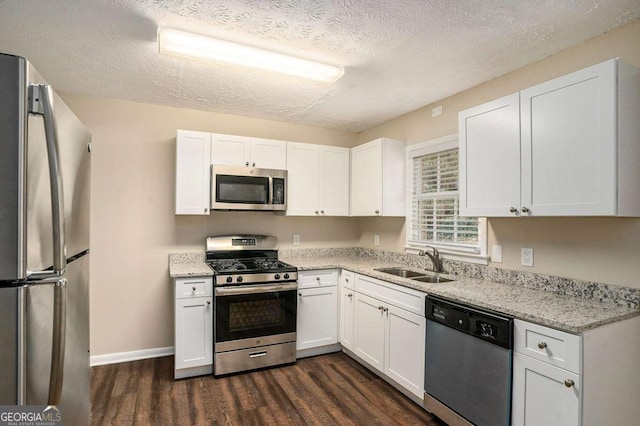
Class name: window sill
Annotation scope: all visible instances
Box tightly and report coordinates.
[404,246,489,265]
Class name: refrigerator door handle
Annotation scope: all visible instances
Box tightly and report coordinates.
[21,277,67,405]
[28,85,67,278]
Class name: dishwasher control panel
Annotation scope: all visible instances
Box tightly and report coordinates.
[426,296,513,349]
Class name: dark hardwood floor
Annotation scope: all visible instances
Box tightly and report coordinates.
[91,352,446,425]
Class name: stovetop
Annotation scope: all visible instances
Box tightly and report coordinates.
[207,258,295,273]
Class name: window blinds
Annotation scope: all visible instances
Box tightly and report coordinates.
[409,148,479,252]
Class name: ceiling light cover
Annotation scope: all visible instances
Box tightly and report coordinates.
[158,27,344,83]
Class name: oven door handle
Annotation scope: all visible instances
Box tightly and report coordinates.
[215,282,298,296]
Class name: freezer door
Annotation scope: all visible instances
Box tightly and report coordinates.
[26,254,90,424]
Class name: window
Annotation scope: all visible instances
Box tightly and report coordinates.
[406,134,487,263]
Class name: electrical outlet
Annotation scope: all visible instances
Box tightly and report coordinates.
[521,247,534,267]
[431,105,443,117]
[374,234,380,246]
[293,234,300,246]
[492,245,503,263]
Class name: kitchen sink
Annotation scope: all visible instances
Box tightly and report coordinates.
[411,275,454,283]
[374,267,426,278]
[374,267,455,283]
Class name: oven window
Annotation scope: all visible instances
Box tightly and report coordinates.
[228,299,285,332]
[216,289,297,342]
[216,175,269,204]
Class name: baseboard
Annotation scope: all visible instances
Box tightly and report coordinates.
[90,346,174,367]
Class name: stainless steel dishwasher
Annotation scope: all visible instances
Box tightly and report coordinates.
[424,296,513,426]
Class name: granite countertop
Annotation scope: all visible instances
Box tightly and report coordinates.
[169,252,640,334]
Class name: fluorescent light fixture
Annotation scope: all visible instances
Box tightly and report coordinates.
[158,27,344,83]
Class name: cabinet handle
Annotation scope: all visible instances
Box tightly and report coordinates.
[252,162,256,167]
[321,210,325,214]
[375,209,380,215]
[192,286,196,291]
[345,278,349,282]
[204,208,208,213]
[509,207,518,213]
[564,379,575,388]
[298,292,302,297]
[245,161,249,166]
[347,293,353,299]
[537,341,548,349]
[315,210,319,215]
[378,306,384,311]
[207,300,211,305]
[383,307,388,313]
[522,207,530,213]
[316,277,320,282]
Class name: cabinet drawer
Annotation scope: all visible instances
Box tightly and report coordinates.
[514,319,581,374]
[340,270,355,290]
[175,277,213,299]
[298,269,338,288]
[355,274,425,316]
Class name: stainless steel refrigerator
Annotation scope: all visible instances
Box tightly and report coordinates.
[0,52,91,425]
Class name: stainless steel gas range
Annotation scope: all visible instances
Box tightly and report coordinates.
[206,235,298,376]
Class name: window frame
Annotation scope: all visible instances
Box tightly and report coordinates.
[405,134,488,264]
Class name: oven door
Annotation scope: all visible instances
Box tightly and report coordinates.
[214,282,297,345]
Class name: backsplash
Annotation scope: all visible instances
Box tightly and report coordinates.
[280,247,640,309]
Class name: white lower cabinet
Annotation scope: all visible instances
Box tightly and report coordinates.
[512,317,640,426]
[174,276,213,379]
[512,352,581,426]
[351,274,425,399]
[296,270,339,355]
[339,270,356,351]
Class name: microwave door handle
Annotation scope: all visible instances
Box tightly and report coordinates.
[268,176,273,205]
[28,85,67,278]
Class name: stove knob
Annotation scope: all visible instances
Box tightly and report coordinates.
[226,276,233,283]
[274,274,281,280]
[237,276,243,283]
[284,273,290,279]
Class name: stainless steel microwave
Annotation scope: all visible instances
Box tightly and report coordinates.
[210,165,287,211]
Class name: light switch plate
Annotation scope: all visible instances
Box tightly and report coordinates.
[374,234,380,246]
[293,234,300,246]
[492,245,503,263]
[521,247,534,267]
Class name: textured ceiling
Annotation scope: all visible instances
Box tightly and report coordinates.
[0,1,638,132]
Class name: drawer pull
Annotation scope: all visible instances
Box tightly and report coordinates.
[564,379,575,388]
[249,351,267,358]
[538,342,548,349]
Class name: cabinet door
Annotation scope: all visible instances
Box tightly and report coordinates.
[384,305,425,398]
[175,130,212,215]
[512,352,581,426]
[320,146,350,216]
[353,292,385,372]
[351,140,382,216]
[174,296,213,370]
[297,286,338,350]
[520,60,617,216]
[211,134,251,166]
[459,93,521,217]
[339,285,355,351]
[286,142,320,216]
[250,138,287,169]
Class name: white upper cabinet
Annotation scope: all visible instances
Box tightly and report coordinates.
[211,133,286,169]
[286,142,350,216]
[460,58,640,217]
[175,130,211,215]
[350,138,405,216]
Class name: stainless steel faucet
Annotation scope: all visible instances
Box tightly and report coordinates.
[419,246,444,273]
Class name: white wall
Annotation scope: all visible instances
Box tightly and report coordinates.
[61,95,360,357]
